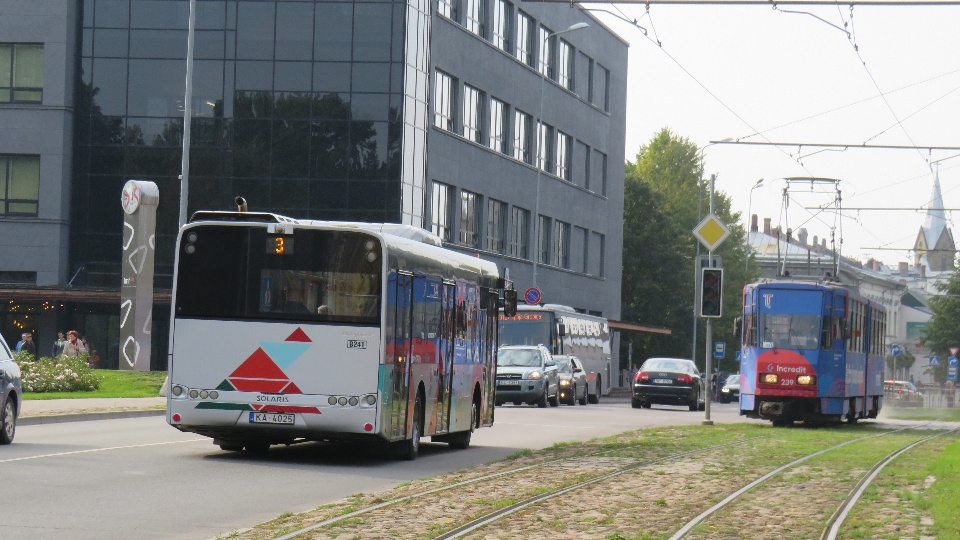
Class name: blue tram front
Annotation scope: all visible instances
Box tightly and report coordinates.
[739,280,886,426]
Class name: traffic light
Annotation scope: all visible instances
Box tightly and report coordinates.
[699,268,723,318]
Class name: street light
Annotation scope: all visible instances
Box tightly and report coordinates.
[532,22,589,288]
[745,178,764,272]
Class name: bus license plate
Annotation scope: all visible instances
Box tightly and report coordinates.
[249,412,295,425]
[498,380,521,386]
[653,378,672,384]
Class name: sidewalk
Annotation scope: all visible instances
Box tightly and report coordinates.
[19,397,166,426]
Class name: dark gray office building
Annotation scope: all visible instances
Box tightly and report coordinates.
[0,0,627,369]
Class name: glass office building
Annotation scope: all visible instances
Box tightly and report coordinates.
[1,0,627,369]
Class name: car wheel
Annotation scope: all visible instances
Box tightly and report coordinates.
[642,403,652,409]
[549,392,559,407]
[631,397,642,409]
[689,390,699,411]
[396,392,423,460]
[537,388,549,408]
[0,394,16,445]
[578,387,588,406]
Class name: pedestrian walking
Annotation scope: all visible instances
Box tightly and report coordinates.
[62,330,87,357]
[52,331,66,356]
[16,332,37,357]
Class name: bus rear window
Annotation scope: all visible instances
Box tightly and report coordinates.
[175,225,381,324]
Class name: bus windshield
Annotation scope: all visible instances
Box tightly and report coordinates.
[498,315,553,346]
[174,225,382,324]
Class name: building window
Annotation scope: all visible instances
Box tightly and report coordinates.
[487,199,506,253]
[431,181,454,242]
[434,71,455,132]
[459,190,480,248]
[492,0,512,52]
[536,121,552,172]
[554,220,570,269]
[509,206,529,259]
[592,149,607,195]
[537,215,551,265]
[438,0,457,20]
[515,11,533,67]
[513,110,531,164]
[462,84,482,144]
[585,54,595,103]
[558,40,573,90]
[0,155,40,216]
[464,0,485,37]
[538,26,552,78]
[489,97,507,154]
[597,64,610,112]
[0,43,43,103]
[555,131,571,180]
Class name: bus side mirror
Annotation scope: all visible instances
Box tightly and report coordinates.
[734,317,742,341]
[501,289,518,317]
[558,323,566,337]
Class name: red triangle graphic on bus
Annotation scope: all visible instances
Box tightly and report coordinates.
[283,381,303,394]
[230,348,287,380]
[286,328,312,342]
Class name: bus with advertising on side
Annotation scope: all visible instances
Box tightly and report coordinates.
[166,206,516,459]
[498,304,611,403]
[738,278,887,426]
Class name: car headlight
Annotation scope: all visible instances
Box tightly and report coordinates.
[721,387,730,393]
[528,370,542,380]
[559,379,571,386]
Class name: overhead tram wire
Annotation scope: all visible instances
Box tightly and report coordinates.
[576,2,819,177]
[564,0,960,5]
[708,141,960,151]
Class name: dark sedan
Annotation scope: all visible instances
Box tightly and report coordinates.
[0,333,22,444]
[719,374,740,403]
[631,358,705,411]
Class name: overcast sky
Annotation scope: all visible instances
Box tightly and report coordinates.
[586,2,960,266]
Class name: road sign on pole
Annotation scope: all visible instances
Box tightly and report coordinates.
[714,342,725,360]
[524,287,542,305]
[693,213,730,251]
[891,344,901,357]
[929,356,941,367]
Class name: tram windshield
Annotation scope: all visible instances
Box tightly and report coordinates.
[759,313,822,350]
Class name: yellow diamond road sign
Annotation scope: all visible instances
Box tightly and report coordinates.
[693,213,730,251]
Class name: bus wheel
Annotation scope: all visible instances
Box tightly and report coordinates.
[217,441,244,452]
[449,400,477,450]
[588,378,601,404]
[396,393,423,460]
[244,443,270,453]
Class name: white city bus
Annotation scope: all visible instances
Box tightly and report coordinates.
[166,210,512,459]
[498,304,611,403]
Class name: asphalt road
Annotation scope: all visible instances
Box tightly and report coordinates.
[2,401,755,539]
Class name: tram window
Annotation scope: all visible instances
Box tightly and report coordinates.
[759,313,822,350]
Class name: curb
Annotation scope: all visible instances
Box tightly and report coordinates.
[20,409,166,426]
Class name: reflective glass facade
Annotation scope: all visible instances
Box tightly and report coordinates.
[74,0,422,287]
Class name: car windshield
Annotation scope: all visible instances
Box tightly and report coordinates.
[642,360,688,372]
[498,349,542,367]
[555,357,573,373]
[725,375,739,386]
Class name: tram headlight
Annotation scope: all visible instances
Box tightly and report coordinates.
[760,373,779,384]
[797,375,817,386]
[527,370,542,380]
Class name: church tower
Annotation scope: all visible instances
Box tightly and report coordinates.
[914,170,956,271]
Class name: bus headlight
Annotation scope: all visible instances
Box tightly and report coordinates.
[365,395,377,406]
[760,373,779,384]
[797,375,817,385]
[172,385,184,396]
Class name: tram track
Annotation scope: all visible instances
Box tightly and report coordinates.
[231,423,958,540]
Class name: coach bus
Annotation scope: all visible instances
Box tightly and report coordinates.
[166,209,514,459]
[498,304,611,402]
[738,279,886,426]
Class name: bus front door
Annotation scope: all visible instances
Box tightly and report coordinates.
[389,271,414,440]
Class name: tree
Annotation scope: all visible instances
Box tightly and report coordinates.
[921,274,960,383]
[620,129,752,373]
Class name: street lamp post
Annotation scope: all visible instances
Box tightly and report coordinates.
[532,22,588,288]
[745,178,764,272]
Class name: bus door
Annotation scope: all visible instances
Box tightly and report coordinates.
[435,281,456,433]
[389,271,414,440]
